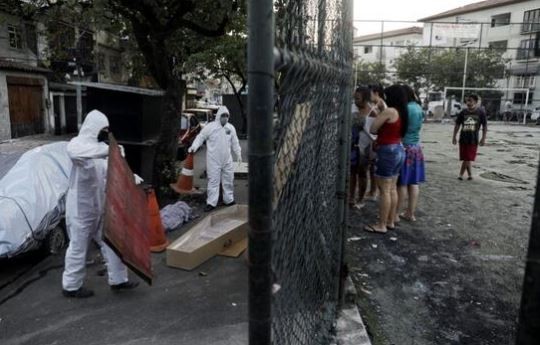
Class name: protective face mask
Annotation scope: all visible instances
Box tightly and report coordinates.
[220,117,229,126]
[97,130,109,142]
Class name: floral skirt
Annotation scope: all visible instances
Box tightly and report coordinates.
[398,144,426,185]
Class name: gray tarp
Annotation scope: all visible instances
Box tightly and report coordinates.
[0,142,71,258]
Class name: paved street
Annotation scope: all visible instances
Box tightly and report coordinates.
[0,139,249,345]
[347,122,540,345]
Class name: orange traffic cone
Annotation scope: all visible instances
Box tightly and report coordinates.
[146,188,169,253]
[170,153,199,194]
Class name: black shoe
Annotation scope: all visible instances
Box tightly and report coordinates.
[62,287,94,298]
[224,201,236,207]
[110,281,139,291]
[204,204,215,212]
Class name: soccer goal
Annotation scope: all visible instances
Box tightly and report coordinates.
[443,87,531,124]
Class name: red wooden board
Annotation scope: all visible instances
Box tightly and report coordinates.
[103,134,153,284]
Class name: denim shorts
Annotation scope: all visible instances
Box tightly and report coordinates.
[375,144,405,179]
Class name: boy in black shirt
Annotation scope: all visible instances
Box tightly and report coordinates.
[452,94,487,180]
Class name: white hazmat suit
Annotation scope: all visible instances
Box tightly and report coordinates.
[62,110,128,292]
[189,106,242,207]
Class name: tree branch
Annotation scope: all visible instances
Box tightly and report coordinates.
[163,0,195,33]
[180,16,228,37]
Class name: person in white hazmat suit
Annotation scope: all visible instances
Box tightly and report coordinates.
[188,106,242,212]
[62,110,139,298]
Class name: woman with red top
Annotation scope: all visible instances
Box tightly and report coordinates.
[364,85,408,234]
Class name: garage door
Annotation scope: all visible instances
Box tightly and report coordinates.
[7,76,44,138]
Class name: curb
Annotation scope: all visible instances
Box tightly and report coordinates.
[335,276,372,345]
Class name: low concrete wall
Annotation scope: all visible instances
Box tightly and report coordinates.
[0,72,11,141]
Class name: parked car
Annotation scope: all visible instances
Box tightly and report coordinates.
[199,105,220,118]
[177,113,201,161]
[0,142,71,258]
[530,107,540,125]
[184,108,214,127]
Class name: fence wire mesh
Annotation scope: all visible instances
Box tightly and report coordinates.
[353,20,540,122]
[270,1,352,344]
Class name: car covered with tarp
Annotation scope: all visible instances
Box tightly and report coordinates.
[0,142,72,258]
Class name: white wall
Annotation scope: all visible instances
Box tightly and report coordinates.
[0,13,40,66]
[354,32,423,67]
[422,0,540,108]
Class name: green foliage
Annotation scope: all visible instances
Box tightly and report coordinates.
[394,46,508,93]
[183,11,247,93]
[354,60,386,87]
[393,47,432,91]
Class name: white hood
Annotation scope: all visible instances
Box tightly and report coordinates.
[79,110,109,140]
[215,106,230,123]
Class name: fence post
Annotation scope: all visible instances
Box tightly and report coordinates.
[516,160,540,344]
[338,0,354,305]
[247,0,274,344]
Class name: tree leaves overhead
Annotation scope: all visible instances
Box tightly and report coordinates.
[354,60,387,87]
[394,46,508,93]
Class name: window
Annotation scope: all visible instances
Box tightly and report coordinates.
[522,9,540,33]
[98,52,108,74]
[180,115,189,130]
[110,55,120,75]
[189,116,199,128]
[513,92,533,104]
[8,25,22,49]
[491,13,511,27]
[364,46,373,54]
[517,39,537,60]
[25,23,37,55]
[515,75,536,88]
[488,40,508,51]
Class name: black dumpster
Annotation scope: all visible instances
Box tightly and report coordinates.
[77,82,166,183]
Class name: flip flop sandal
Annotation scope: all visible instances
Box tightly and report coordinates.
[399,213,416,222]
[364,224,387,234]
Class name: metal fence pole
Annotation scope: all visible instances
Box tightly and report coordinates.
[247,0,274,344]
[516,160,540,344]
[338,0,354,304]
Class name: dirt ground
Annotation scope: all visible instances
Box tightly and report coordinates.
[347,122,540,345]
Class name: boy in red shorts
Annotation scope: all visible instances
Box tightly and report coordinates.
[452,94,487,180]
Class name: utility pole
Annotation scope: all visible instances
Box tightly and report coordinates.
[461,47,469,104]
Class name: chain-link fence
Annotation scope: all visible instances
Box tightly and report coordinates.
[353,20,540,123]
[248,1,353,345]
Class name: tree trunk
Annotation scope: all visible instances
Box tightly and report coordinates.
[153,78,185,200]
[224,75,247,137]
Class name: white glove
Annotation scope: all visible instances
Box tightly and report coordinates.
[118,145,126,157]
[188,146,196,154]
[236,157,243,168]
[134,174,144,185]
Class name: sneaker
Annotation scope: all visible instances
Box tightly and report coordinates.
[224,201,236,207]
[110,281,139,291]
[62,287,94,298]
[204,204,215,212]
